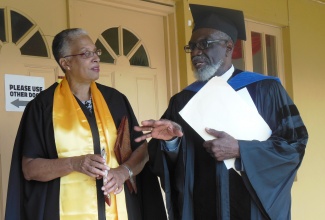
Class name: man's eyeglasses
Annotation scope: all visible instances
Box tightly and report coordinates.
[63,49,102,59]
[184,39,228,53]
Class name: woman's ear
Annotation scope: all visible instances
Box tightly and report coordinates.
[60,58,70,71]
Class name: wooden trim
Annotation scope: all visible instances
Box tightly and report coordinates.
[71,0,175,15]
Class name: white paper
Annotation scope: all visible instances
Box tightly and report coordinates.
[179,76,271,170]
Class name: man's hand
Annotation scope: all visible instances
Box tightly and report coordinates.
[203,128,240,161]
[134,119,183,142]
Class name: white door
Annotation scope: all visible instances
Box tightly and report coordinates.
[68,0,172,122]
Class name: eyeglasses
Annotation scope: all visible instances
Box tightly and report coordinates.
[184,39,228,53]
[63,49,102,59]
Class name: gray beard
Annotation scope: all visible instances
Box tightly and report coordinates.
[194,60,223,81]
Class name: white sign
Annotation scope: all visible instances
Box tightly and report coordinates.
[5,74,45,112]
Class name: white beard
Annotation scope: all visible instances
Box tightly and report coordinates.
[194,60,223,81]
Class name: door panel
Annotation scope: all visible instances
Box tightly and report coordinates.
[28,67,58,89]
[96,69,114,88]
[114,68,158,121]
[68,0,168,123]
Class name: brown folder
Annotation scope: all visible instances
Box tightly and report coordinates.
[114,116,137,194]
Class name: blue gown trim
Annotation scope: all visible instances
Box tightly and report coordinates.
[184,71,280,92]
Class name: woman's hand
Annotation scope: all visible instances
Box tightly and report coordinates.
[101,165,129,195]
[73,154,109,178]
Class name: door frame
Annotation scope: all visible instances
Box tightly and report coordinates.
[68,0,180,98]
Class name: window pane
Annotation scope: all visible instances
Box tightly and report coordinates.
[101,28,119,56]
[21,31,48,57]
[123,29,138,56]
[99,27,150,67]
[11,10,33,43]
[130,45,149,67]
[95,40,115,64]
[265,34,277,76]
[232,40,245,70]
[251,32,264,74]
[0,9,5,42]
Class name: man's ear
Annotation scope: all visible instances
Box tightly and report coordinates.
[226,41,234,52]
[225,41,234,57]
[60,58,70,71]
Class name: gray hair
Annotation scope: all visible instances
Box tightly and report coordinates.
[52,28,88,72]
[214,30,232,44]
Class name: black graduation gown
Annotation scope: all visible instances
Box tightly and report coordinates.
[5,82,167,220]
[148,70,308,220]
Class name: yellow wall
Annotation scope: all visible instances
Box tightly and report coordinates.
[288,0,325,219]
[175,0,325,219]
[1,0,324,219]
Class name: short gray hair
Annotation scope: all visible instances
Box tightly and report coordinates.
[52,28,88,72]
[214,30,232,43]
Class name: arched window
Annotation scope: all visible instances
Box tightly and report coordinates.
[0,8,49,57]
[95,27,149,67]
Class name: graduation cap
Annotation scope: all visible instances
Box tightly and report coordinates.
[190,4,246,42]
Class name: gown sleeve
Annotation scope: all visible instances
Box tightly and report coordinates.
[238,79,308,219]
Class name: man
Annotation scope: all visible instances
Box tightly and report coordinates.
[134,4,308,220]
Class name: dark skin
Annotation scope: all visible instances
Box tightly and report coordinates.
[134,28,240,161]
[22,34,149,197]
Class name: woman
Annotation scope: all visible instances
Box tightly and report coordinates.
[5,28,167,220]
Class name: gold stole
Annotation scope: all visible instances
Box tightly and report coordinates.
[53,78,128,220]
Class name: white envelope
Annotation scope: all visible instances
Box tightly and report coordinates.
[179,76,271,170]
